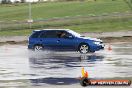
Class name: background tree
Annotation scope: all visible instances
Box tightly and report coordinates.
[1,0,11,4]
[21,0,25,3]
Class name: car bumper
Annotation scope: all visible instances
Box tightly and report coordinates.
[99,43,105,49]
[90,43,105,52]
[28,44,34,49]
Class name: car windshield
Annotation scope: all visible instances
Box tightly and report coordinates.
[68,30,81,37]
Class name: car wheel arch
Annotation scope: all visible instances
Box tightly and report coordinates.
[34,44,43,48]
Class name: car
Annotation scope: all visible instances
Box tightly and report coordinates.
[28,29,104,53]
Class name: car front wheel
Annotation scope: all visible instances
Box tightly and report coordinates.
[79,44,89,54]
[34,45,43,51]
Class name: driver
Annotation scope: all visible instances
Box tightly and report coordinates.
[57,31,66,38]
[60,32,66,38]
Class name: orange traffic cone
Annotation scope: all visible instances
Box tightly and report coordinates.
[81,67,89,78]
[84,71,88,78]
[108,44,112,51]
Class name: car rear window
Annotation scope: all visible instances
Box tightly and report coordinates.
[31,31,41,38]
[40,31,58,38]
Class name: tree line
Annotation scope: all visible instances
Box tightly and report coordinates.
[0,0,132,10]
[1,0,127,4]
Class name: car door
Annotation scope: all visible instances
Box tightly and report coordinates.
[39,30,60,50]
[57,31,77,51]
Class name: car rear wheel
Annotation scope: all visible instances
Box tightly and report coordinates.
[79,44,89,54]
[34,45,43,51]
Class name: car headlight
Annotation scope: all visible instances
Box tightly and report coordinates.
[94,42,100,45]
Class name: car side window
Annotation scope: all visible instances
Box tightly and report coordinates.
[40,31,58,38]
[57,31,72,38]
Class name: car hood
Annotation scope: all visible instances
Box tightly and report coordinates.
[79,37,102,42]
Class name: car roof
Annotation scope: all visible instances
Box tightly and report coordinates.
[33,29,71,32]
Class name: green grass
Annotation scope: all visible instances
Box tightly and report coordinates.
[0,0,132,36]
[0,0,131,21]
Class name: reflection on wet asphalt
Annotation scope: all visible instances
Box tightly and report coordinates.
[0,43,132,87]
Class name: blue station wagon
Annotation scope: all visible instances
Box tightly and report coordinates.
[28,29,104,53]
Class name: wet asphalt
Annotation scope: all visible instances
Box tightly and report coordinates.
[0,43,132,88]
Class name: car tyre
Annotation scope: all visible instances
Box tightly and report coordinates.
[80,77,91,86]
[34,45,43,51]
[79,44,89,54]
